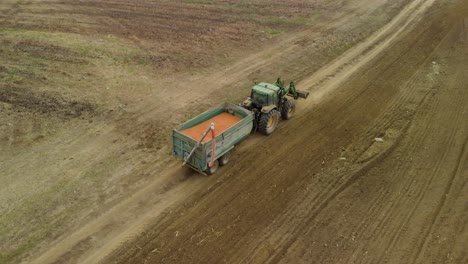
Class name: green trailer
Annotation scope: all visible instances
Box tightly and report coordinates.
[172,102,254,175]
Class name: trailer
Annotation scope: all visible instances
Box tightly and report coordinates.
[172,102,254,175]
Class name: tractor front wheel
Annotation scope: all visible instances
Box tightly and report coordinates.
[258,110,280,135]
[281,100,296,120]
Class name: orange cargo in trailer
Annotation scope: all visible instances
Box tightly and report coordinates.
[180,112,242,143]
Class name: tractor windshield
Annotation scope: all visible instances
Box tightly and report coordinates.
[251,91,270,106]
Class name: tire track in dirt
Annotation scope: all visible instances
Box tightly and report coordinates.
[383,72,466,263]
[370,14,466,263]
[350,15,462,258]
[409,24,468,262]
[378,15,468,260]
[371,95,453,263]
[367,100,444,262]
[282,37,466,262]
[413,136,468,263]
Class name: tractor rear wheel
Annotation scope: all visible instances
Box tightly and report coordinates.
[219,151,231,166]
[258,110,280,135]
[206,159,219,175]
[281,100,296,120]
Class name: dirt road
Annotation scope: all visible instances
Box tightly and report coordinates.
[105,0,468,263]
[1,0,467,263]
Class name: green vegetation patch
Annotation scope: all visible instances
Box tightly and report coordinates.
[0,28,161,112]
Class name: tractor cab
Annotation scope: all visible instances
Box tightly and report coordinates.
[250,82,280,109]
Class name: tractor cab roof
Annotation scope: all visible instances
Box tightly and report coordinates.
[252,82,280,95]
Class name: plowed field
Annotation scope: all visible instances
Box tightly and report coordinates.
[1,0,467,263]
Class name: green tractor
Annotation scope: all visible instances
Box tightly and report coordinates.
[242,78,310,135]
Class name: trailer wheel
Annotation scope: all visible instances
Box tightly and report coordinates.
[281,100,296,120]
[258,110,280,135]
[219,151,231,166]
[206,160,219,175]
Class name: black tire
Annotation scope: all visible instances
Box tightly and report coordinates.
[206,159,219,175]
[258,109,280,135]
[219,151,231,166]
[281,100,296,120]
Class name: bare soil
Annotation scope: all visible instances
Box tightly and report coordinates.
[1,0,467,263]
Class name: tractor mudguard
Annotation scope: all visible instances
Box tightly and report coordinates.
[261,105,277,113]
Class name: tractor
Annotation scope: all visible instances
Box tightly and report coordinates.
[241,78,309,135]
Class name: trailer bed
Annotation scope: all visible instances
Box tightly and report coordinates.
[180,112,242,143]
[172,102,254,174]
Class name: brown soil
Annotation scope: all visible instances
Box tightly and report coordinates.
[180,112,242,143]
[1,0,467,263]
